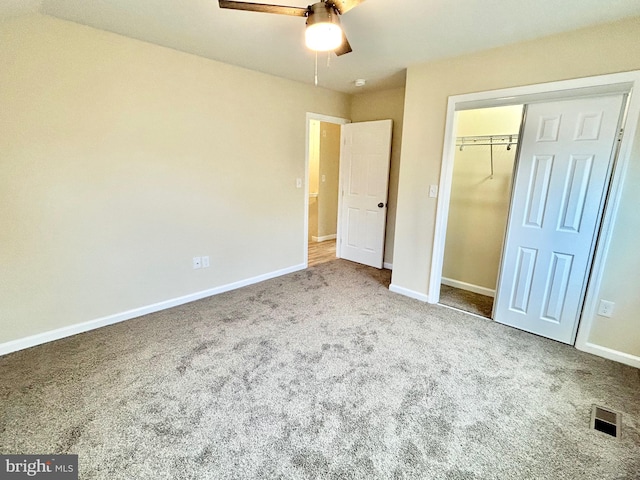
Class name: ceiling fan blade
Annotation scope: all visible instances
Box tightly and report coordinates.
[330,0,365,15]
[334,32,352,56]
[218,0,308,17]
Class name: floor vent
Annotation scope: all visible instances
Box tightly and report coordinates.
[591,405,621,438]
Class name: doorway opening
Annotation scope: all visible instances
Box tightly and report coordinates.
[438,105,524,318]
[304,113,349,268]
[307,119,341,267]
[304,114,393,270]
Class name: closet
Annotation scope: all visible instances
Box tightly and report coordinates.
[439,105,523,317]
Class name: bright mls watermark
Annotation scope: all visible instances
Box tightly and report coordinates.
[0,455,77,479]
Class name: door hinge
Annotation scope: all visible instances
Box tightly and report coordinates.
[618,128,624,141]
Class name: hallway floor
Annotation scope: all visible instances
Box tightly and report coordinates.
[308,239,337,267]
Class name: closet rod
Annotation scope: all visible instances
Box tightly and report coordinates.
[455,133,519,179]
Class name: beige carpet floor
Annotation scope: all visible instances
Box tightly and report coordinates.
[1,260,639,479]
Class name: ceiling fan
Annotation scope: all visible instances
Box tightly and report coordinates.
[218,0,365,56]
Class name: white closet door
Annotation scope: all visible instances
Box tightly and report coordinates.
[494,94,624,344]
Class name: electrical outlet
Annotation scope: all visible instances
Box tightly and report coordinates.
[193,257,202,269]
[597,300,614,317]
[202,256,210,268]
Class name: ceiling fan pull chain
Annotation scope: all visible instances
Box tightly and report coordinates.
[327,51,331,67]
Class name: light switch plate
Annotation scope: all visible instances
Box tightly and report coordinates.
[429,185,438,198]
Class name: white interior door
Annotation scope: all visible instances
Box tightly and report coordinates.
[338,120,393,268]
[494,94,624,344]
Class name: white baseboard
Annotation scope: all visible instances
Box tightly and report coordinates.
[576,342,640,369]
[0,263,306,357]
[441,277,495,298]
[311,234,337,242]
[383,262,393,270]
[389,283,430,303]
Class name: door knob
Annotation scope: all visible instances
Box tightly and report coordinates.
[378,202,384,208]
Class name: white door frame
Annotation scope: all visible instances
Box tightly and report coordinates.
[428,70,640,352]
[304,112,350,267]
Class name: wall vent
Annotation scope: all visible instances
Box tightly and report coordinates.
[590,405,621,438]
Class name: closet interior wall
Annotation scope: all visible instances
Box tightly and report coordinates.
[442,105,523,296]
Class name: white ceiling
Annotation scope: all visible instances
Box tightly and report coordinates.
[4,0,640,93]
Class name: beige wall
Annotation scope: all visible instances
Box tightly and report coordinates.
[443,106,522,291]
[0,14,350,344]
[588,119,640,355]
[351,87,405,265]
[392,16,640,357]
[317,122,340,238]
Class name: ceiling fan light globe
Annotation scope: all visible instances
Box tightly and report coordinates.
[305,23,343,51]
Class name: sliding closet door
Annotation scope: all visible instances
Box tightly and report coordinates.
[494,94,625,344]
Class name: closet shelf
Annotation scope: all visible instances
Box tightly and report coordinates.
[456,133,519,150]
[455,133,519,179]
